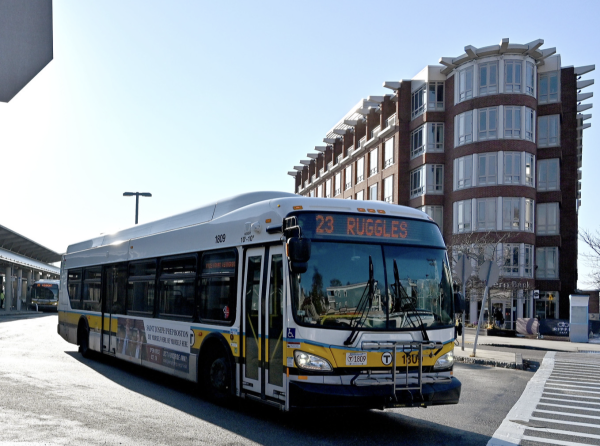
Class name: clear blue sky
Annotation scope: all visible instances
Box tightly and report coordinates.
[1,0,598,287]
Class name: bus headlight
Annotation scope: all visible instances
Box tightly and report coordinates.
[294,350,333,372]
[433,351,455,371]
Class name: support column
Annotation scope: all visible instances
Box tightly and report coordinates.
[5,266,12,310]
[16,268,22,311]
[35,271,41,282]
[26,270,33,306]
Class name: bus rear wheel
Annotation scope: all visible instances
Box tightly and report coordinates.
[202,347,232,403]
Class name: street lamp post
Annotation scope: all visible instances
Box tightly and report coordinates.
[123,192,152,224]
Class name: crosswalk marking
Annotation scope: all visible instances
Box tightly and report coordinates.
[489,351,600,445]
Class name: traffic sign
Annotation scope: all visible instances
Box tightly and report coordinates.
[478,260,500,287]
[455,253,473,286]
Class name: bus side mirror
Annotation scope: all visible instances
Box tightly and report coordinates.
[454,292,465,313]
[288,237,311,274]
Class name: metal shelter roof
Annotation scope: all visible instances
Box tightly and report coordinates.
[0,247,60,275]
[0,224,61,264]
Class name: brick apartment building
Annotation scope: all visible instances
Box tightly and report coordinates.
[289,38,594,326]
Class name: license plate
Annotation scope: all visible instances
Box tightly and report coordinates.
[346,352,367,366]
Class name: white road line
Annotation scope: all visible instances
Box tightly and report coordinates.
[533,409,600,420]
[530,416,600,429]
[546,381,600,389]
[551,373,600,379]
[554,362,600,369]
[545,387,600,395]
[521,435,600,446]
[522,427,600,441]
[552,368,600,374]
[548,378,600,385]
[538,402,600,412]
[487,352,556,446]
[541,396,600,406]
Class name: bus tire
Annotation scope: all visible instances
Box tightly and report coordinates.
[78,320,91,358]
[201,345,232,403]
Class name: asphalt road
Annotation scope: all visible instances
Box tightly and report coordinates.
[0,314,534,446]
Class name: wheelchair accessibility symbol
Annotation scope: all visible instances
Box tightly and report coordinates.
[287,328,296,339]
[381,352,393,365]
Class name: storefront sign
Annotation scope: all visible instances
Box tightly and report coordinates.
[491,281,531,290]
[538,319,569,337]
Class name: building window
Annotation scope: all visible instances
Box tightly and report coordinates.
[419,205,443,228]
[383,137,394,168]
[345,165,352,190]
[383,176,393,203]
[309,189,315,197]
[369,148,378,176]
[505,60,522,93]
[536,247,558,279]
[478,153,497,185]
[476,198,496,231]
[325,179,331,198]
[428,123,444,152]
[526,62,535,96]
[524,245,533,277]
[538,115,560,147]
[456,200,472,233]
[525,108,535,141]
[369,183,378,201]
[537,202,559,235]
[525,198,534,232]
[411,126,425,158]
[316,184,322,198]
[428,82,444,110]
[456,155,473,189]
[504,152,521,184]
[525,153,535,187]
[503,244,520,277]
[334,173,341,196]
[427,164,444,193]
[504,107,521,138]
[502,198,520,231]
[539,72,559,104]
[356,190,364,201]
[478,107,498,140]
[538,159,560,191]
[410,168,424,198]
[459,66,473,102]
[356,157,364,184]
[457,110,473,145]
[412,84,426,119]
[479,61,498,96]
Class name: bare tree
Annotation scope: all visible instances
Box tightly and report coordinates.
[580,229,600,289]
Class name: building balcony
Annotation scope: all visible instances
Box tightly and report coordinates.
[378,114,397,139]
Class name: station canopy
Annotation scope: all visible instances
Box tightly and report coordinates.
[0,224,61,264]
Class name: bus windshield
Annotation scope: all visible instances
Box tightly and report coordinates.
[32,285,59,301]
[290,241,453,331]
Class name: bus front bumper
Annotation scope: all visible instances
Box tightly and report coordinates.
[289,376,461,410]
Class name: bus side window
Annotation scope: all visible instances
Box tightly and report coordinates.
[158,256,196,320]
[126,261,157,316]
[198,250,237,324]
[67,269,82,310]
[83,267,102,312]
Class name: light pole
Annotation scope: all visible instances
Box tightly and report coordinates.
[123,192,152,224]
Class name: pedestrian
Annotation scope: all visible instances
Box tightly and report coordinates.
[494,307,504,328]
[0,289,4,309]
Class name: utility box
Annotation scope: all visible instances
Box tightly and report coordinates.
[569,294,589,343]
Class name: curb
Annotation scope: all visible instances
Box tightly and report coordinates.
[454,355,518,369]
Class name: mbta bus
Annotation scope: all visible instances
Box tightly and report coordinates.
[58,192,462,411]
[31,279,60,311]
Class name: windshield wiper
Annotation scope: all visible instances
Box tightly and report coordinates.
[344,256,375,346]
[393,260,429,342]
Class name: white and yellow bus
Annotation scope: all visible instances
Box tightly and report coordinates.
[58,192,462,411]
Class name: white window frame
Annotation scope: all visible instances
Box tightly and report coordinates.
[538,159,560,191]
[427,122,444,152]
[411,126,425,158]
[356,190,364,201]
[369,148,378,177]
[457,110,473,145]
[419,205,443,229]
[525,153,535,187]
[524,245,533,278]
[456,200,472,233]
[356,157,364,184]
[325,179,332,198]
[537,202,559,235]
[369,183,378,201]
[428,82,444,110]
[502,197,521,231]
[476,198,496,231]
[538,115,560,147]
[477,153,497,186]
[539,71,559,104]
[503,243,521,277]
[505,60,522,93]
[383,176,393,203]
[334,172,341,196]
[455,155,473,190]
[344,165,352,190]
[410,167,424,198]
[525,108,535,141]
[479,61,498,96]
[504,106,521,138]
[411,84,426,120]
[504,152,521,184]
[383,137,394,168]
[427,164,444,194]
[458,66,474,102]
[478,107,498,140]
[536,247,559,279]
[526,62,535,96]
[525,198,534,232]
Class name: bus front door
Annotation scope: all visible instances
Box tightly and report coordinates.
[242,246,286,403]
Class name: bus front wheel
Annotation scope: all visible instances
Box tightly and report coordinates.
[202,346,232,402]
[78,323,91,358]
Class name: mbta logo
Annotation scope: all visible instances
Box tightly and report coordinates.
[381,352,393,366]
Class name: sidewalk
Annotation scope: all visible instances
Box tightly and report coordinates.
[453,332,600,369]
[0,308,45,318]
